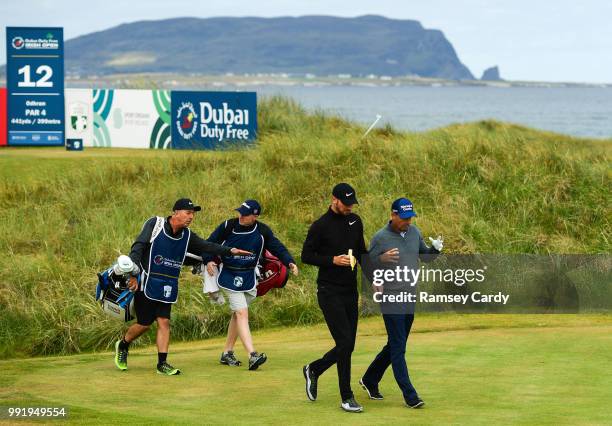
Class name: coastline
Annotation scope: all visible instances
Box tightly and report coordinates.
[2,72,611,89]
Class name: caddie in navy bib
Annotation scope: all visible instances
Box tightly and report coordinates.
[143,224,191,303]
[217,224,264,292]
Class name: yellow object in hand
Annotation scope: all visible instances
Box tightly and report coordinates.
[348,249,356,270]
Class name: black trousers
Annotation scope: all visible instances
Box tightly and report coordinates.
[309,287,358,400]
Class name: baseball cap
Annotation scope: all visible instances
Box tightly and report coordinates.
[236,199,261,216]
[173,198,201,212]
[332,183,359,205]
[391,198,417,219]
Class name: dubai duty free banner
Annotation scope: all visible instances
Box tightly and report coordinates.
[92,89,171,149]
[171,91,257,149]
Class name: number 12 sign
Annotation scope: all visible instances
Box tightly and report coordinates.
[6,27,65,146]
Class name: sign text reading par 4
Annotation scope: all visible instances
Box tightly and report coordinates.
[200,102,250,141]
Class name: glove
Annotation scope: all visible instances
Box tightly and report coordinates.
[429,236,444,252]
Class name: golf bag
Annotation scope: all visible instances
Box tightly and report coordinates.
[256,250,289,296]
[95,267,138,322]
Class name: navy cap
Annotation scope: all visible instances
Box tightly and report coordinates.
[332,183,359,205]
[173,198,201,212]
[392,198,417,219]
[236,199,261,216]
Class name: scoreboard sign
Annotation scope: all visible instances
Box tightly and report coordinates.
[6,27,65,146]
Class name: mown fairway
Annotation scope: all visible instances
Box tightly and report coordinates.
[1,315,611,425]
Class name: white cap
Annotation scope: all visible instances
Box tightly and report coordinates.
[113,255,135,275]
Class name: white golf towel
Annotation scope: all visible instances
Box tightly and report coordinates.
[201,264,225,305]
[202,264,220,294]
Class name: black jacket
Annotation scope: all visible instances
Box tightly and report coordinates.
[301,207,368,290]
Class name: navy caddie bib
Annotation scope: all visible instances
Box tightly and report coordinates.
[217,224,264,292]
[143,223,190,303]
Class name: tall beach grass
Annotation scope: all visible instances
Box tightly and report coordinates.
[0,96,610,358]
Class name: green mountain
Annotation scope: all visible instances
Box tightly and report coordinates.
[63,15,474,79]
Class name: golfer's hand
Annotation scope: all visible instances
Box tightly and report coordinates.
[379,248,400,264]
[230,248,253,256]
[128,276,138,292]
[429,236,444,252]
[206,261,217,276]
[333,255,352,267]
[289,263,299,276]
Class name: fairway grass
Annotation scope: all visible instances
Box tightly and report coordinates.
[1,314,611,425]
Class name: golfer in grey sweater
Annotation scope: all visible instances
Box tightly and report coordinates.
[359,197,443,409]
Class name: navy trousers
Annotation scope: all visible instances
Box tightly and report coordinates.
[362,313,418,401]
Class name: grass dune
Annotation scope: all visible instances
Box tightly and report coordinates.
[0,97,610,358]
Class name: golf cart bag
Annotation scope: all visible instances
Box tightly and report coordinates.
[95,267,138,322]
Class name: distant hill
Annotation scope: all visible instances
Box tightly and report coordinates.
[62,15,474,79]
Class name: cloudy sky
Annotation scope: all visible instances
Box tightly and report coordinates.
[2,0,611,82]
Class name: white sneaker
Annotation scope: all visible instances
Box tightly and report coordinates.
[341,397,363,413]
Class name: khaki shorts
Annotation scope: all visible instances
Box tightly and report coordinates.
[222,288,257,312]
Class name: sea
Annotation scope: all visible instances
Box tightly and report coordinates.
[228,84,611,139]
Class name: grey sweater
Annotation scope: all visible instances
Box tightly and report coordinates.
[368,223,439,291]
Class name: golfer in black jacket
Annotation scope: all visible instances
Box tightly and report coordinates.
[301,182,368,413]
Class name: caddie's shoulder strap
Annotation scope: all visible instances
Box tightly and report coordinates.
[220,218,239,243]
[256,221,273,241]
[150,216,165,243]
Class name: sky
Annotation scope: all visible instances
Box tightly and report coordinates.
[2,0,611,83]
